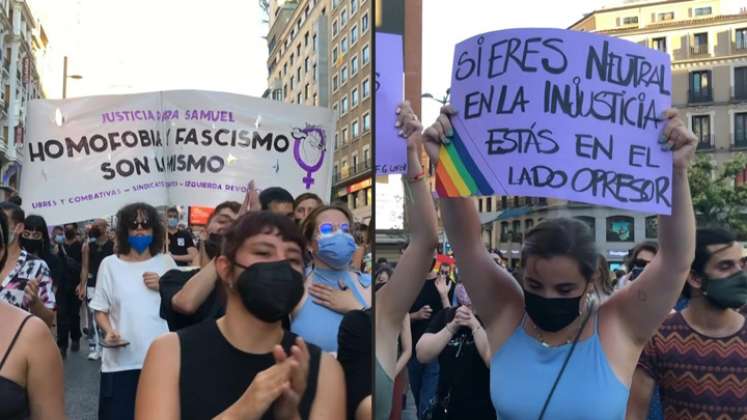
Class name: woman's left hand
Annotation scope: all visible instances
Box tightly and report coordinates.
[308,283,361,314]
[660,108,697,171]
[272,338,310,420]
[143,272,160,291]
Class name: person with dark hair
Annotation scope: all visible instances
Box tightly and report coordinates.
[7,194,21,206]
[56,220,86,355]
[338,308,373,420]
[78,218,115,360]
[89,202,176,420]
[627,227,747,419]
[416,283,496,420]
[161,200,241,331]
[165,207,197,267]
[617,241,659,290]
[293,204,372,354]
[422,105,697,419]
[51,225,65,246]
[0,203,55,327]
[0,207,66,420]
[294,192,323,225]
[260,186,295,218]
[136,211,345,419]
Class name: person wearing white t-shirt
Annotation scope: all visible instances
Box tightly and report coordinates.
[89,203,176,420]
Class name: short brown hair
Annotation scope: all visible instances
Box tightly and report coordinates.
[294,193,323,209]
[208,201,241,223]
[222,211,306,266]
[301,204,354,243]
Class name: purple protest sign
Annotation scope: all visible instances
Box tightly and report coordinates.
[375,32,406,176]
[436,28,673,215]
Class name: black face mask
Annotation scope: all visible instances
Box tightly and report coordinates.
[64,229,76,240]
[234,260,304,323]
[524,290,582,332]
[89,227,102,239]
[20,238,43,256]
[204,233,223,260]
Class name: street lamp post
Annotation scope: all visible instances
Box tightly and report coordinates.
[62,56,83,99]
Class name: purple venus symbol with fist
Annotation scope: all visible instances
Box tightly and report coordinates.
[292,125,327,189]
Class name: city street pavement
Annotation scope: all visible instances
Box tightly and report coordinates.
[63,338,99,420]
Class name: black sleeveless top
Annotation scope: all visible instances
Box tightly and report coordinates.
[0,315,33,420]
[177,320,321,420]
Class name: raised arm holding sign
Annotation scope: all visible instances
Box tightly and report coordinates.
[420,28,697,420]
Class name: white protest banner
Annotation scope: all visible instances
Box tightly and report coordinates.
[21,90,335,225]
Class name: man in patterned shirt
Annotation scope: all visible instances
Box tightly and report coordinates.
[0,202,55,326]
[627,227,747,419]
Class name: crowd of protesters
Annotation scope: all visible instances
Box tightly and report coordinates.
[374,102,747,420]
[0,182,372,420]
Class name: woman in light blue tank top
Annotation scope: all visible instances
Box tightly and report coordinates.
[290,204,371,353]
[421,106,698,419]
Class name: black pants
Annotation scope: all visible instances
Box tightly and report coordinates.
[56,285,81,349]
[99,369,141,420]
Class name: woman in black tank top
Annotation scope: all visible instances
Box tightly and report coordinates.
[0,303,65,420]
[136,212,346,419]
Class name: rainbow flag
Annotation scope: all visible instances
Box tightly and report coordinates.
[435,128,495,197]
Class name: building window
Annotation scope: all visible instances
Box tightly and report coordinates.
[296,44,301,57]
[692,32,708,55]
[290,76,294,90]
[738,28,747,50]
[341,9,348,26]
[361,13,369,32]
[333,75,339,91]
[525,218,534,231]
[362,78,370,98]
[352,120,359,137]
[333,0,340,8]
[652,37,666,52]
[312,34,317,51]
[351,0,358,13]
[333,103,338,116]
[500,222,509,242]
[363,146,369,165]
[304,57,309,73]
[736,67,747,99]
[333,47,338,63]
[342,96,349,113]
[513,196,519,207]
[351,56,359,75]
[511,220,522,242]
[688,70,711,103]
[501,196,508,209]
[691,115,711,149]
[290,53,294,65]
[623,16,638,25]
[297,67,301,81]
[297,92,302,104]
[333,20,338,37]
[485,197,492,212]
[658,12,674,21]
[341,36,348,54]
[283,84,287,98]
[352,152,358,170]
[645,216,658,238]
[736,113,747,147]
[313,93,317,106]
[304,83,309,100]
[341,66,348,83]
[363,112,370,131]
[283,62,288,75]
[351,25,358,44]
[573,216,595,239]
[606,216,634,242]
[694,6,712,16]
[362,44,370,64]
[342,128,348,144]
[351,88,359,107]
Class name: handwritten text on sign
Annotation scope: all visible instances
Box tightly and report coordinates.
[375,32,406,176]
[435,28,673,215]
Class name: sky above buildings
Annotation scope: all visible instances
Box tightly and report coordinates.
[28,0,270,99]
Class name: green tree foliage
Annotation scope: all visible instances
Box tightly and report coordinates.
[688,153,747,238]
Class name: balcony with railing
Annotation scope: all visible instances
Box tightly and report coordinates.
[688,88,712,104]
[333,160,372,184]
[690,44,709,56]
[696,134,715,151]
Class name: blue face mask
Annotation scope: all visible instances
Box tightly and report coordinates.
[128,235,153,254]
[316,232,356,269]
[54,235,64,244]
[167,218,178,229]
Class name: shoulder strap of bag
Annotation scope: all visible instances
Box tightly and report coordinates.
[537,301,594,420]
